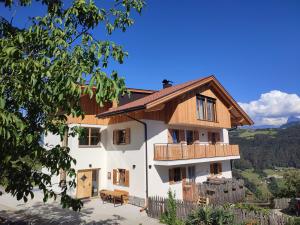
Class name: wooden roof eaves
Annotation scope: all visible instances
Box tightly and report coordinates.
[145,75,254,126]
[146,75,215,110]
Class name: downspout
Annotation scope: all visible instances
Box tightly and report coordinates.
[125,114,149,210]
[228,126,238,171]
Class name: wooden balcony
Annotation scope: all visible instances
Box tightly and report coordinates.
[154,143,239,161]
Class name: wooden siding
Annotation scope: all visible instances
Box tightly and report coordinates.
[154,144,239,161]
[67,86,233,127]
[165,87,232,128]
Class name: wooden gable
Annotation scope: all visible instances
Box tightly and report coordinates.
[165,86,232,128]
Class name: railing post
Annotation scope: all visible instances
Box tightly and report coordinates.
[167,143,169,160]
[181,143,184,159]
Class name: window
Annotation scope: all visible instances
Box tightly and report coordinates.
[171,129,180,143]
[113,169,129,187]
[79,127,101,147]
[207,99,215,121]
[196,95,217,122]
[210,162,222,175]
[113,128,130,145]
[196,96,205,120]
[169,167,183,184]
[208,132,220,144]
[187,166,196,184]
[186,130,194,145]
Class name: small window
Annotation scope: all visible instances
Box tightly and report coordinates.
[210,162,222,175]
[113,128,130,145]
[79,127,101,147]
[169,167,182,184]
[113,169,129,187]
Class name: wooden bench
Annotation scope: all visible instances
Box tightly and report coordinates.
[99,189,129,207]
[113,189,129,206]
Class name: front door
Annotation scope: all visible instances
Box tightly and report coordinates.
[77,170,92,199]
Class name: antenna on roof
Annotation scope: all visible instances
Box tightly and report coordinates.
[162,79,173,89]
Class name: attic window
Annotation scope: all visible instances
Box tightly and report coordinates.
[196,95,217,122]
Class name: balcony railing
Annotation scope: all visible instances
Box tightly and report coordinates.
[154,143,239,161]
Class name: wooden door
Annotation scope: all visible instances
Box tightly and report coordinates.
[182,167,198,202]
[77,170,92,199]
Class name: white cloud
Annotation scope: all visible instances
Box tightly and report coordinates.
[239,90,300,126]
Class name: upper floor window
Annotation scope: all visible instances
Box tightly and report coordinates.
[79,127,101,147]
[171,129,180,143]
[186,130,194,145]
[113,128,130,145]
[196,95,217,122]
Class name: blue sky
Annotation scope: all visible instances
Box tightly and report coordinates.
[2,0,300,125]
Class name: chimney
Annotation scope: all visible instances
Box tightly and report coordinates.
[162,79,173,89]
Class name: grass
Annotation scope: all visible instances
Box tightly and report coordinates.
[240,169,272,200]
[237,167,300,201]
[237,129,277,139]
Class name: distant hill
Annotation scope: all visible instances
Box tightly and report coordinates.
[280,116,300,128]
[230,124,300,170]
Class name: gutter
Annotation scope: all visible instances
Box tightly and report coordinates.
[96,105,145,118]
[125,114,149,210]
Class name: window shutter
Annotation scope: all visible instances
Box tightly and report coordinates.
[218,162,222,174]
[59,169,66,187]
[168,129,173,143]
[215,132,220,143]
[179,130,185,142]
[169,168,174,185]
[125,128,130,144]
[113,130,118,145]
[124,170,130,187]
[193,130,199,142]
[210,163,214,175]
[113,169,117,184]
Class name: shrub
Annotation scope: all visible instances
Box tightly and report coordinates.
[185,206,234,225]
[160,190,183,225]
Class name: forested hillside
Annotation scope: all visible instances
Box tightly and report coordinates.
[229,124,300,170]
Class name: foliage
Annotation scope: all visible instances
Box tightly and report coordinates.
[160,190,183,225]
[282,170,300,197]
[234,203,271,215]
[230,125,300,170]
[185,206,234,225]
[0,0,144,210]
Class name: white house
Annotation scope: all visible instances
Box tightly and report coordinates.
[44,75,253,206]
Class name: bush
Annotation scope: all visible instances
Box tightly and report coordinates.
[185,206,234,225]
[160,190,183,225]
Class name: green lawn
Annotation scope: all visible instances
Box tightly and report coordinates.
[238,129,277,139]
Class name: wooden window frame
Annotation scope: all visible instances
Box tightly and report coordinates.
[113,168,129,187]
[169,167,185,185]
[113,128,130,145]
[210,162,222,176]
[196,94,217,122]
[78,127,101,147]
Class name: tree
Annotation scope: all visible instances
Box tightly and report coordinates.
[0,0,144,210]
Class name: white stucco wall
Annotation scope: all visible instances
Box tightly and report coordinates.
[43,120,233,200]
